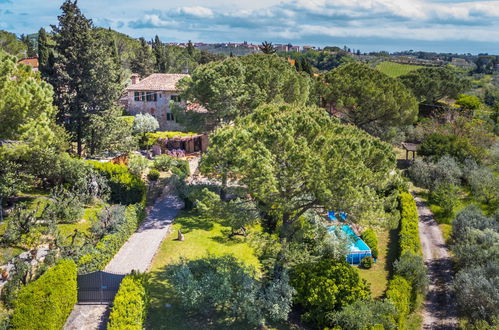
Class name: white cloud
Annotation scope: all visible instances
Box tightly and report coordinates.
[177,6,214,18]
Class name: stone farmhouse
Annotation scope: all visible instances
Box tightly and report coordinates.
[125,73,188,130]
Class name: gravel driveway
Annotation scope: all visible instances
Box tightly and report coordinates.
[414,195,458,330]
[64,191,184,330]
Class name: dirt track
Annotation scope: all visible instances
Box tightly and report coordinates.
[414,195,458,330]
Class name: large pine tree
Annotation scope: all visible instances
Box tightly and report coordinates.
[50,0,125,156]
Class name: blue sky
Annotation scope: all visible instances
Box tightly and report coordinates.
[1,0,499,54]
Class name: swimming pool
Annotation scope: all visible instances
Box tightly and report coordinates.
[328,225,373,265]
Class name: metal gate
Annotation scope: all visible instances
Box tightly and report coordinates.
[77,271,125,304]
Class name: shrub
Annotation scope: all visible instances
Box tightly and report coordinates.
[418,133,481,162]
[11,259,77,330]
[385,275,411,328]
[361,228,378,258]
[127,154,149,177]
[145,131,197,147]
[393,253,428,307]
[398,192,421,256]
[153,155,174,171]
[456,94,481,112]
[430,183,460,218]
[108,274,149,330]
[175,159,190,177]
[89,161,146,205]
[290,258,370,327]
[169,167,185,180]
[360,256,374,269]
[78,203,145,273]
[147,169,160,181]
[326,299,397,330]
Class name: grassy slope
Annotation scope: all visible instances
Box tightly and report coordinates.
[147,211,263,330]
[376,62,424,78]
[357,229,393,298]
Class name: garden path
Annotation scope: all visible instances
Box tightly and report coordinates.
[64,157,199,330]
[414,195,458,330]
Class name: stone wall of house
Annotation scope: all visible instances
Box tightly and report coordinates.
[127,91,185,131]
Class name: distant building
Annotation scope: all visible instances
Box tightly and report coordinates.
[125,73,188,130]
[289,45,300,52]
[274,44,289,52]
[451,57,474,69]
[17,56,39,71]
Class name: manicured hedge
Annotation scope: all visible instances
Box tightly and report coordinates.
[11,259,77,330]
[386,275,411,329]
[89,161,146,205]
[108,274,149,330]
[78,203,146,273]
[398,192,421,256]
[361,228,379,259]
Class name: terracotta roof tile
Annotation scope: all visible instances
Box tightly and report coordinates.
[126,73,189,92]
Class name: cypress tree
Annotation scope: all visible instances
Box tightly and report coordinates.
[152,35,166,72]
[37,28,51,79]
[51,0,126,156]
[187,40,195,57]
[130,37,155,77]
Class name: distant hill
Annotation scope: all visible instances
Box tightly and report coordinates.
[0,30,26,58]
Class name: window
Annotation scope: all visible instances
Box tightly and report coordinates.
[170,95,181,102]
[134,92,142,101]
[146,92,157,102]
[166,113,175,121]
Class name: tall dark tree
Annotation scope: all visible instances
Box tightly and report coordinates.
[37,28,52,79]
[37,28,48,67]
[20,34,36,57]
[259,41,276,54]
[187,40,195,57]
[51,0,126,156]
[152,35,166,72]
[130,37,155,77]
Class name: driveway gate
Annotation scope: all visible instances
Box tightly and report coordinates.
[77,271,125,304]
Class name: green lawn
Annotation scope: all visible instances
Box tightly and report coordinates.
[147,211,264,329]
[376,62,424,78]
[357,229,394,298]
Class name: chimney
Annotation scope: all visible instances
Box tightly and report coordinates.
[131,73,140,85]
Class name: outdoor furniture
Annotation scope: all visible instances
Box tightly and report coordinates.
[401,142,418,160]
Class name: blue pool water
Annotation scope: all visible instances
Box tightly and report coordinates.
[328,225,373,265]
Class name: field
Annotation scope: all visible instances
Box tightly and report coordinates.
[376,61,424,77]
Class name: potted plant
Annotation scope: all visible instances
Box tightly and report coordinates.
[1,269,9,280]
